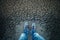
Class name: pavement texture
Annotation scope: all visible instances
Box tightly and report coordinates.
[0,0,60,40]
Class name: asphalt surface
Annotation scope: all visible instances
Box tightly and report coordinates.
[0,0,60,40]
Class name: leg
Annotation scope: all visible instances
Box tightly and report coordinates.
[31,23,45,40]
[18,33,28,40]
[33,33,45,40]
[18,22,29,40]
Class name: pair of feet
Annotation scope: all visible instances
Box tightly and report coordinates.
[23,22,36,35]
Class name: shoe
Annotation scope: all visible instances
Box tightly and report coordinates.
[24,22,29,34]
[31,22,36,34]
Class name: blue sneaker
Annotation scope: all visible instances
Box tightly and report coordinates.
[31,22,36,34]
[24,22,29,35]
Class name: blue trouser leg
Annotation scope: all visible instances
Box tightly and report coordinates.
[32,33,45,40]
[31,28,45,40]
[18,22,28,40]
[18,33,28,40]
[31,23,45,40]
[18,27,28,40]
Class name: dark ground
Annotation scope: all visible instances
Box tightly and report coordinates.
[0,0,60,40]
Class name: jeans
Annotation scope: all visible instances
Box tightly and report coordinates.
[18,30,45,40]
[18,22,45,40]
